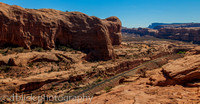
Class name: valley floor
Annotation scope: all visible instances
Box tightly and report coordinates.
[0,36,199,103]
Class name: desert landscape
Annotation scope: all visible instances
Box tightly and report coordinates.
[0,1,200,104]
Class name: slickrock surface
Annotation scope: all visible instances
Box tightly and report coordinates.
[68,54,200,104]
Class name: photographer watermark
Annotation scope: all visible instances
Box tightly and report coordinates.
[0,93,93,103]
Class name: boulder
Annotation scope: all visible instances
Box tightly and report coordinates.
[0,2,122,61]
[8,58,17,66]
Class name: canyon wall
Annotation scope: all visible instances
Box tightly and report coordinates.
[122,27,200,44]
[156,28,200,43]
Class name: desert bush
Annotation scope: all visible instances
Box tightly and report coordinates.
[177,51,186,54]
[96,77,102,83]
[56,45,68,51]
[56,45,73,52]
[32,47,44,52]
[0,50,7,56]
[104,86,112,93]
[11,47,24,53]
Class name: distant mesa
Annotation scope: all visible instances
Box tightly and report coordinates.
[122,23,200,44]
[0,2,122,61]
[148,22,200,29]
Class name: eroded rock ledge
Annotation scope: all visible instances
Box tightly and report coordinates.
[148,54,200,86]
[0,2,122,61]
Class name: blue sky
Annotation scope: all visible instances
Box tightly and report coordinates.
[0,0,200,28]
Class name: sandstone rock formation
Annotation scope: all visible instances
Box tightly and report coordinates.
[0,51,76,66]
[69,55,200,104]
[0,2,122,61]
[186,46,200,55]
[149,54,200,86]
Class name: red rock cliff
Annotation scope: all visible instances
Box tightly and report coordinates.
[156,28,200,43]
[0,2,122,61]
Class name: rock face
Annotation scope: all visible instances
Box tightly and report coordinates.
[0,2,122,61]
[156,28,200,44]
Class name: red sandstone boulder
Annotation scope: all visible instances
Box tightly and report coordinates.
[0,2,122,61]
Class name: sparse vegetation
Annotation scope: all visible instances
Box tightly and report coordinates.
[0,34,196,101]
[0,50,8,56]
[177,51,186,54]
[56,45,74,52]
[91,65,98,69]
[56,45,69,51]
[104,86,112,93]
[11,47,24,53]
[96,77,102,83]
[32,47,44,52]
[0,65,11,73]
[28,63,34,67]
[0,47,27,56]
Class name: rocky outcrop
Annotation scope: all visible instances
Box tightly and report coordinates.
[0,2,122,61]
[104,17,122,45]
[149,55,200,86]
[0,52,74,66]
[186,46,200,55]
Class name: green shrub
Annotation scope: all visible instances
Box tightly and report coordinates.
[12,47,24,53]
[56,45,69,51]
[104,86,112,93]
[177,51,186,54]
[96,77,102,83]
[0,50,7,56]
[33,47,44,52]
